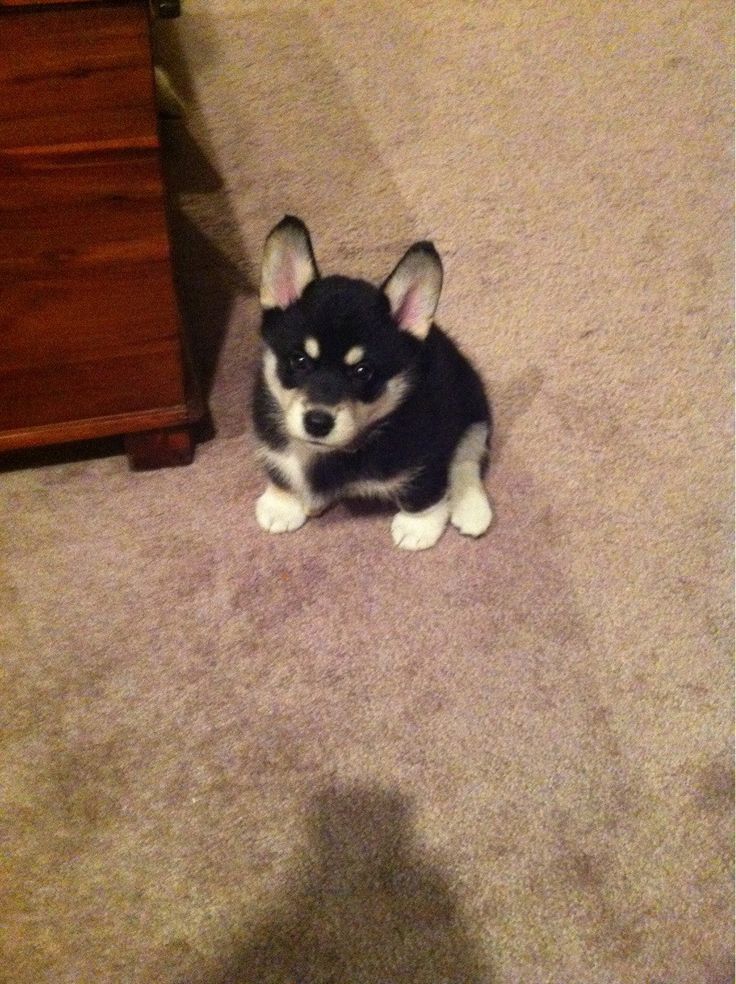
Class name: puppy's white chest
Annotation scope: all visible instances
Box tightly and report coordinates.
[258,442,314,499]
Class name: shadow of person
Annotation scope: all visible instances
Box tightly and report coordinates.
[219,785,492,984]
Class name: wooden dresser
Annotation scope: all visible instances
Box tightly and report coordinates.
[0,0,200,469]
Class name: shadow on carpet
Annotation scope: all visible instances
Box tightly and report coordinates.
[216,784,493,984]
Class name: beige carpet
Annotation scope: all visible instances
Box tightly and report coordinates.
[2,2,733,982]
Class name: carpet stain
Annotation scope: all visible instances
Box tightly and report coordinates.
[696,756,736,814]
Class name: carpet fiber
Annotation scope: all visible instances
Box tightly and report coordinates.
[2,2,733,982]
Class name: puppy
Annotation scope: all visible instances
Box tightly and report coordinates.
[252,216,493,551]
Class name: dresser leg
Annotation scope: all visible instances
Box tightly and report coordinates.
[124,426,194,470]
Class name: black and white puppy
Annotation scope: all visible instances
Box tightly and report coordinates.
[252,216,493,551]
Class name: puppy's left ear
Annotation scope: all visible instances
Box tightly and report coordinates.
[260,215,320,309]
[383,242,443,340]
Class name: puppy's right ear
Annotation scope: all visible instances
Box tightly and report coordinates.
[382,241,443,340]
[260,216,319,309]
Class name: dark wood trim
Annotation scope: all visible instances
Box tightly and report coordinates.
[124,424,193,470]
[0,405,190,451]
[0,1,145,8]
[0,0,180,11]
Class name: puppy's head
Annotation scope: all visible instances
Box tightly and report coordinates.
[259,216,443,449]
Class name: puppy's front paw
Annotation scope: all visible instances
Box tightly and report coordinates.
[450,488,493,537]
[256,486,308,534]
[391,503,449,551]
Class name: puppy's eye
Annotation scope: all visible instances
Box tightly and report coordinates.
[351,362,374,382]
[288,351,311,372]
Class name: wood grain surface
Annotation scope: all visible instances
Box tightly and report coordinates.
[0,1,193,458]
[0,1,105,8]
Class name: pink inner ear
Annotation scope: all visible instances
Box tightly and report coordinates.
[273,257,299,308]
[394,285,423,330]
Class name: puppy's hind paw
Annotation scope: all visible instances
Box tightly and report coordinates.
[256,486,308,534]
[450,488,493,537]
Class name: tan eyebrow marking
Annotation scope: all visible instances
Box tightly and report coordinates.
[304,337,320,359]
[344,345,365,366]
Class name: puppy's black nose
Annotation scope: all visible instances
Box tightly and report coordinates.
[303,409,334,438]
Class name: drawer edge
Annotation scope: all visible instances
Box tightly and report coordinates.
[0,402,194,451]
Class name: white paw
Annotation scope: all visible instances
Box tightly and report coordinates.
[256,486,308,533]
[450,488,493,537]
[391,504,449,551]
